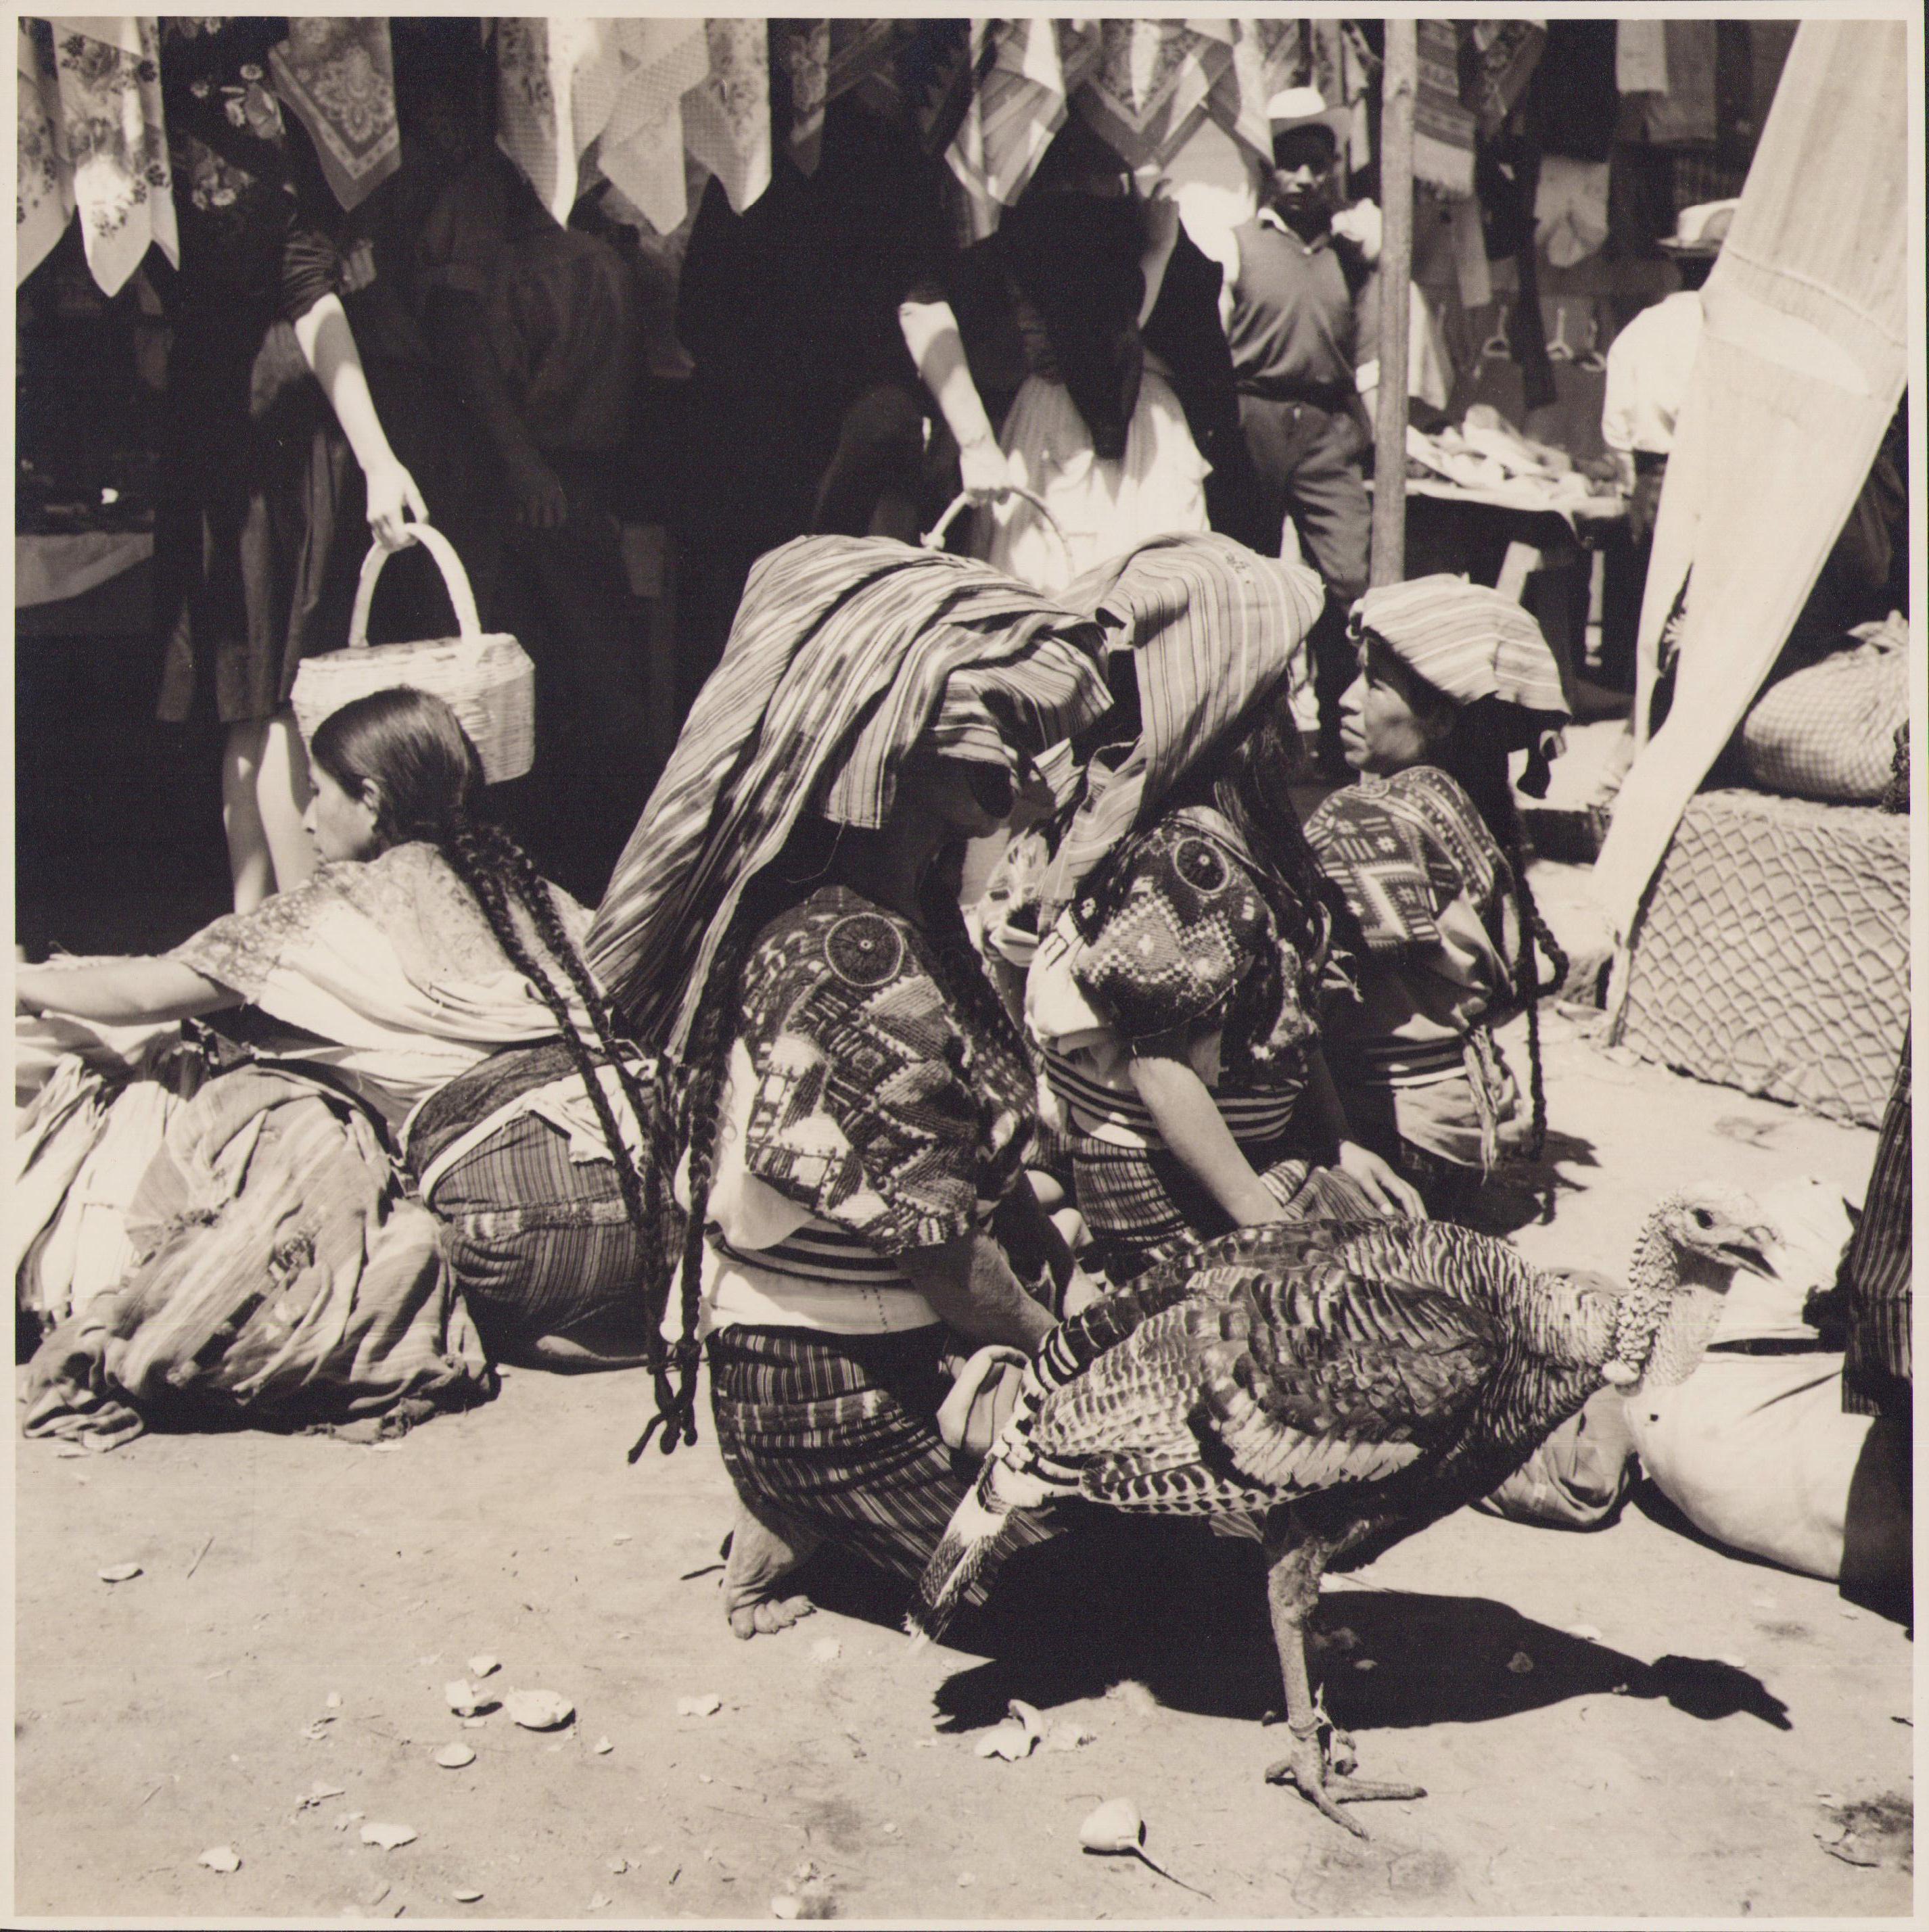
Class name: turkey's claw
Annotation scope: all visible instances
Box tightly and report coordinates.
[1267,1740,1369,1837]
[1265,1724,1424,1838]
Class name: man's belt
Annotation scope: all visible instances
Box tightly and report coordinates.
[1240,381,1355,413]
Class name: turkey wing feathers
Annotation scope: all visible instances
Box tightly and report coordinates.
[1192,1270,1501,1493]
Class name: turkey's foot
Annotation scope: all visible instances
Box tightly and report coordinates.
[722,1503,820,1639]
[1264,1722,1426,1838]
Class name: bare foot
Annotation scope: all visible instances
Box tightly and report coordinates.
[722,1503,821,1641]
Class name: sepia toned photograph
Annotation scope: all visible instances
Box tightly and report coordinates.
[11,9,1917,1923]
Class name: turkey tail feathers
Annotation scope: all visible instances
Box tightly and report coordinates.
[908,1476,1036,1641]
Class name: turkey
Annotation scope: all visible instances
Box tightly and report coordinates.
[910,1187,1778,1834]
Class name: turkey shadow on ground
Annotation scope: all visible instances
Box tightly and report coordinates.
[885,1519,1792,1740]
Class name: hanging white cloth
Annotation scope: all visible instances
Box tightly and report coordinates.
[948,18,1070,242]
[680,19,770,217]
[1614,20,1670,95]
[17,20,72,285]
[589,20,710,237]
[43,18,177,296]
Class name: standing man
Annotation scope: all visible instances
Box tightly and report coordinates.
[1596,201,1732,692]
[1601,199,1734,542]
[1214,88,1382,774]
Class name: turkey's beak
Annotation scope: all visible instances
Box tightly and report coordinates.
[1723,1226,1780,1279]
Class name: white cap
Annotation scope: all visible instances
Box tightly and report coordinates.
[1658,199,1738,256]
[1266,87,1351,146]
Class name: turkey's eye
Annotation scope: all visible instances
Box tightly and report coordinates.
[1691,1208,1715,1229]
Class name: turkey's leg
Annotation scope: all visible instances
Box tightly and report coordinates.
[1261,1526,1425,1835]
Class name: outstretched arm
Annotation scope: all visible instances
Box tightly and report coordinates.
[292,293,427,550]
[1303,1042,1426,1218]
[900,1228,1056,1353]
[899,298,1013,505]
[17,958,238,1025]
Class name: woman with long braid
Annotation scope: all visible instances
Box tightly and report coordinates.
[18,688,667,1446]
[584,535,1113,1638]
[1303,578,1571,1217]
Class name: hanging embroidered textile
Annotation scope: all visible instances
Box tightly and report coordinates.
[17,20,72,286]
[268,17,399,214]
[43,18,177,297]
[1412,20,1475,198]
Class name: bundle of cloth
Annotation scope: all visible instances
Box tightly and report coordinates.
[16,687,673,1451]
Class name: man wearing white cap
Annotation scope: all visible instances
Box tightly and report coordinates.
[1601,199,1735,544]
[1213,87,1382,773]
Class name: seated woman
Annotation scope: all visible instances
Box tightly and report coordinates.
[584,534,1113,1637]
[1023,535,1423,1286]
[1304,578,1572,1217]
[17,690,666,1445]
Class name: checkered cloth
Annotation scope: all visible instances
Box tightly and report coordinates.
[1741,630,1909,805]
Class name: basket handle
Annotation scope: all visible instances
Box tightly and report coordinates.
[348,523,482,649]
[922,486,1073,570]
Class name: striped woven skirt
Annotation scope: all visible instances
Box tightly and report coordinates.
[1839,1030,1911,1419]
[417,1040,668,1368]
[1072,1132,1383,1284]
[707,1323,1031,1591]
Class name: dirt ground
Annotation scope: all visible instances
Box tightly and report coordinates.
[14,1014,1915,1925]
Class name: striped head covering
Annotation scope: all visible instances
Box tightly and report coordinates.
[1037,534,1327,928]
[1348,576,1569,721]
[584,536,1110,1056]
[1348,575,1570,797]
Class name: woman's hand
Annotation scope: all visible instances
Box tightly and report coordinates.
[510,454,570,530]
[1336,1139,1427,1219]
[958,435,1015,506]
[363,455,427,551]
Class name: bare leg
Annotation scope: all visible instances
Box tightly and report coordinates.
[256,710,316,893]
[1261,1522,1424,1835]
[722,1497,822,1640]
[222,719,275,913]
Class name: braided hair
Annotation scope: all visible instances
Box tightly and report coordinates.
[308,688,680,1400]
[1433,701,1568,1162]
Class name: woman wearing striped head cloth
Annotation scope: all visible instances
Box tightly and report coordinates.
[1023,535,1424,1288]
[584,536,1112,1637]
[1303,576,1571,1216]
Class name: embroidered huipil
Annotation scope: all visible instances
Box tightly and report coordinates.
[1304,765,1522,1171]
[699,885,1036,1338]
[1026,807,1318,1152]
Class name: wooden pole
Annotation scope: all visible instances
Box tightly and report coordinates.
[1371,20,1416,586]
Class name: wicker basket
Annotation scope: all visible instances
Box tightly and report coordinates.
[289,525,536,783]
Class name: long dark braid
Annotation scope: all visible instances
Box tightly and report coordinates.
[645,893,768,1455]
[309,688,681,1407]
[439,819,685,1411]
[1447,743,1567,1162]
[920,843,1038,1076]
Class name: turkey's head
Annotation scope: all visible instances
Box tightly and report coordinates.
[1606,1185,1780,1394]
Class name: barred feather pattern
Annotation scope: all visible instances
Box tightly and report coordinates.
[912,1215,1622,1634]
